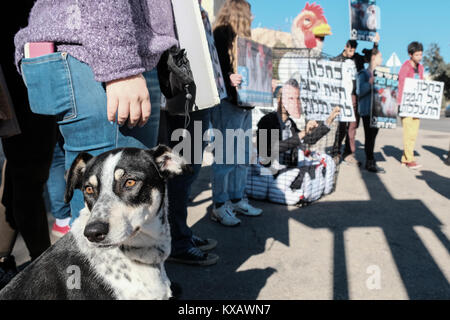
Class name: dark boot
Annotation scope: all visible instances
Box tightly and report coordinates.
[365,160,378,173]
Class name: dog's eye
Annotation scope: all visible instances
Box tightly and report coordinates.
[85,186,94,194]
[125,179,136,187]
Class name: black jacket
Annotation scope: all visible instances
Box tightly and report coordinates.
[213,25,238,105]
[333,42,379,72]
[257,112,330,167]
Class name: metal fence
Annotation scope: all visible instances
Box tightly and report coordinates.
[247,47,343,206]
[252,47,341,155]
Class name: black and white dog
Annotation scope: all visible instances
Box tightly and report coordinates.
[0,145,189,300]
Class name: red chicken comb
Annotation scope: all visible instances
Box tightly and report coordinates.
[303,2,328,23]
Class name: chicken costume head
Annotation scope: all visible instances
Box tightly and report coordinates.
[292,2,332,51]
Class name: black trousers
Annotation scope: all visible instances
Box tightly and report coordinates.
[332,122,348,157]
[1,43,56,260]
[361,116,379,161]
[159,109,211,255]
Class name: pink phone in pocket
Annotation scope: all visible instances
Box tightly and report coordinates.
[24,42,55,59]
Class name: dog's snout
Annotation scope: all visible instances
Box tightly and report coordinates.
[84,222,109,243]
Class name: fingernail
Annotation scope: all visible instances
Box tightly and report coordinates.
[109,121,114,125]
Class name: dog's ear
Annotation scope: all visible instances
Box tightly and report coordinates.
[64,152,93,203]
[147,145,192,179]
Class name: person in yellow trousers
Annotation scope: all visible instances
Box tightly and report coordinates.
[397,42,424,169]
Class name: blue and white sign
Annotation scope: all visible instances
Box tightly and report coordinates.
[236,37,273,107]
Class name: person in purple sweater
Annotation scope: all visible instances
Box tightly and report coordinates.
[15,0,178,222]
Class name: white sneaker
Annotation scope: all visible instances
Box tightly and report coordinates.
[211,202,241,227]
[231,199,263,217]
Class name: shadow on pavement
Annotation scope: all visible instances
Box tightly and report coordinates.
[422,145,448,163]
[417,170,450,200]
[167,160,450,300]
[166,184,277,299]
[382,145,420,163]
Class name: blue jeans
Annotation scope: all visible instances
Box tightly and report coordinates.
[163,108,212,255]
[210,100,252,204]
[46,132,71,220]
[21,53,161,222]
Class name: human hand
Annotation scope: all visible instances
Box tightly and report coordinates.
[230,74,243,87]
[306,120,318,134]
[106,74,151,128]
[374,32,380,44]
[326,106,341,125]
[272,79,279,93]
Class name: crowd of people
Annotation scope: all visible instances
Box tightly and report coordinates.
[0,0,444,292]
[331,36,427,173]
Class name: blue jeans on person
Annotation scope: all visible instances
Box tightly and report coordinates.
[46,132,71,220]
[21,53,161,223]
[163,108,212,255]
[210,100,252,204]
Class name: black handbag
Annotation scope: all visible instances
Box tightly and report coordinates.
[157,46,197,117]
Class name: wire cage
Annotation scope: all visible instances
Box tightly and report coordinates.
[247,47,346,207]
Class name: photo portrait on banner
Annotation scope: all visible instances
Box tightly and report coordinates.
[349,0,379,42]
[236,37,273,107]
[371,67,398,129]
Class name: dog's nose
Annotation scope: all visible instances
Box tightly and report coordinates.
[84,222,109,243]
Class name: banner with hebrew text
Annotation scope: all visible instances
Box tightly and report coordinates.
[399,78,444,120]
[296,58,355,122]
[370,68,398,128]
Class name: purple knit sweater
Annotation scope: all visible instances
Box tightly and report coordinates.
[15,0,178,82]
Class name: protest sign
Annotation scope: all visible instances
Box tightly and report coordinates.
[349,0,379,42]
[200,6,228,100]
[294,58,356,122]
[172,0,220,109]
[399,78,444,120]
[236,37,273,107]
[371,67,398,129]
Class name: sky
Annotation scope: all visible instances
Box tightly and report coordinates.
[249,0,450,69]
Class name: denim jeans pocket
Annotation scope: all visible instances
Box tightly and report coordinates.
[21,52,76,120]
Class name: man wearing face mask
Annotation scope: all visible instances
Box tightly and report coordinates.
[257,79,340,167]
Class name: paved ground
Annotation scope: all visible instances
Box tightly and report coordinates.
[6,117,450,300]
[167,121,450,300]
[420,115,450,133]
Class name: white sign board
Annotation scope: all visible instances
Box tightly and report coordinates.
[297,59,356,122]
[399,78,444,120]
[172,0,220,109]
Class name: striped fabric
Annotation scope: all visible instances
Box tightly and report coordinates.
[246,151,336,206]
[245,164,274,200]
